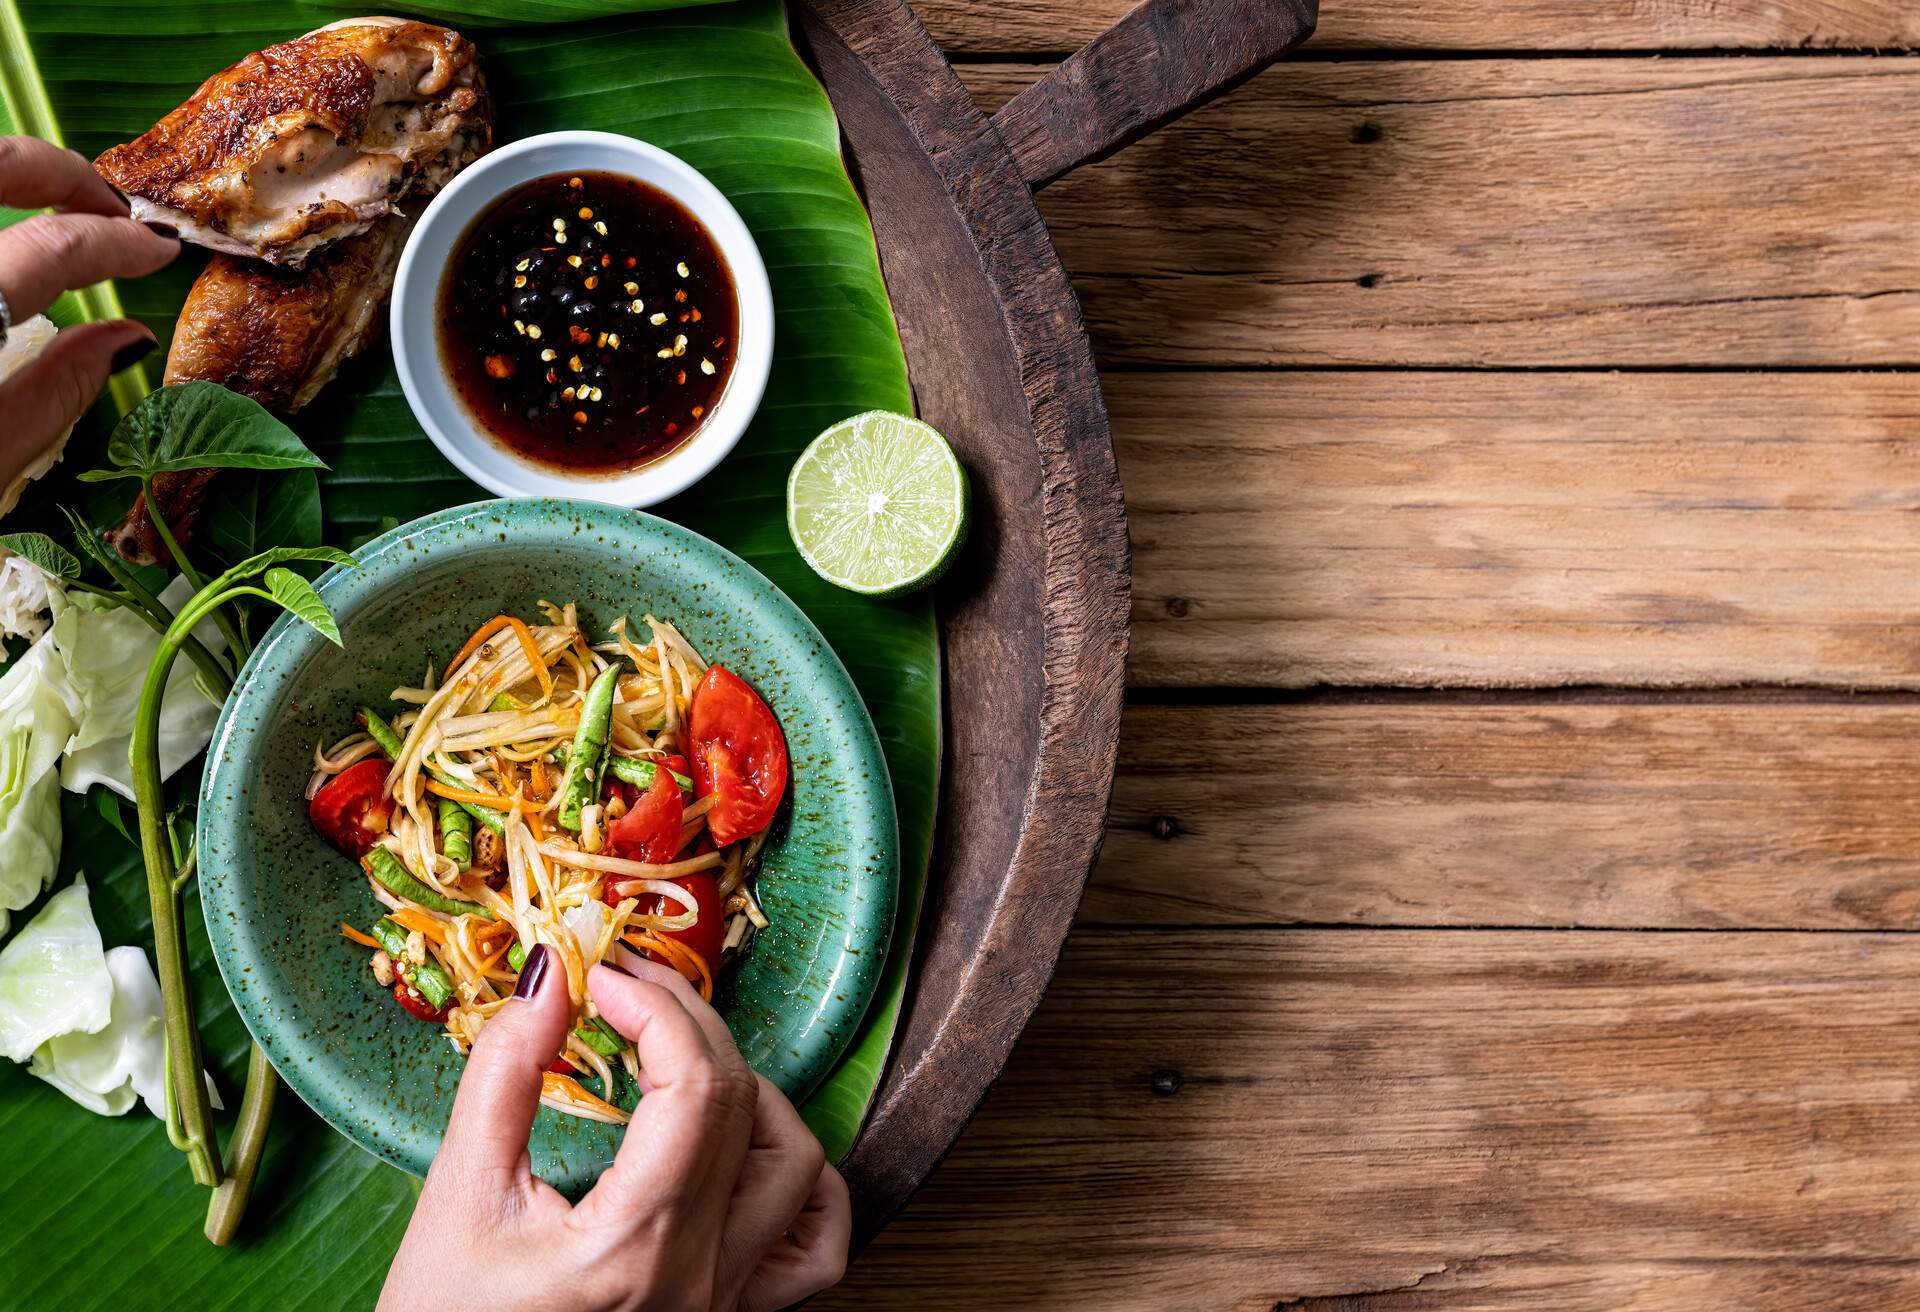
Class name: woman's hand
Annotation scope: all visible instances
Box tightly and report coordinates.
[0,136,178,480]
[380,949,851,1312]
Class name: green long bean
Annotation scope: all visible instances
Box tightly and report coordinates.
[358,706,505,834]
[555,746,693,794]
[363,847,494,921]
[557,667,620,831]
[438,798,472,867]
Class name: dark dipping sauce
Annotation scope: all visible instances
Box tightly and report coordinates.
[439,170,738,473]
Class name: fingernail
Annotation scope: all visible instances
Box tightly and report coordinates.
[142,220,178,240]
[109,334,156,375]
[601,962,634,978]
[512,943,550,1000]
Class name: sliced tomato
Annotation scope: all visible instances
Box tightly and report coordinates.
[392,979,450,1023]
[605,763,684,875]
[548,1056,580,1075]
[311,758,393,857]
[687,666,788,846]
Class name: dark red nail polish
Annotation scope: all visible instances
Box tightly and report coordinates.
[601,962,634,978]
[512,943,549,999]
[109,336,156,375]
[142,220,178,240]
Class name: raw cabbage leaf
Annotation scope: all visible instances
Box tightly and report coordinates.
[0,877,109,1061]
[52,576,226,800]
[0,637,78,934]
[29,946,175,1117]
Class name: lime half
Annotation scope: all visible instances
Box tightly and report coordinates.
[787,411,969,595]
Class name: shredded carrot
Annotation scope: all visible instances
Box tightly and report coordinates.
[503,616,555,701]
[474,919,517,943]
[339,922,380,949]
[530,756,550,798]
[476,941,512,975]
[526,809,547,842]
[541,1071,626,1118]
[426,779,517,809]
[447,615,514,677]
[623,929,713,1002]
[387,906,447,943]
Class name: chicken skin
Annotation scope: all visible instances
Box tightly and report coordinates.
[106,216,415,565]
[94,17,488,267]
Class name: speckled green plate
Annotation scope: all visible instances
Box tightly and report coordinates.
[197,498,897,1194]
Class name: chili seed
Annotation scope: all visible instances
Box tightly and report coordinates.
[699,358,715,375]
[676,261,690,277]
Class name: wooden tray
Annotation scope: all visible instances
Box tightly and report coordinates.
[795,0,1317,1238]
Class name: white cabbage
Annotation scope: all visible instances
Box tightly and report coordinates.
[0,637,78,935]
[0,554,58,643]
[0,315,72,518]
[28,946,167,1117]
[0,877,109,1062]
[563,899,611,964]
[53,576,226,801]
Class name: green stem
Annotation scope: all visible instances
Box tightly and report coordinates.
[172,845,196,895]
[131,593,248,1190]
[70,523,233,700]
[204,1043,277,1246]
[141,476,250,663]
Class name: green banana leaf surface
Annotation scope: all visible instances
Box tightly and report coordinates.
[0,1,937,1304]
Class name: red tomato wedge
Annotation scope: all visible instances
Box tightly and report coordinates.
[604,763,684,875]
[392,979,450,1023]
[638,872,725,977]
[687,666,788,847]
[310,758,393,857]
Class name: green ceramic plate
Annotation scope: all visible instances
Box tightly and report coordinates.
[197,498,898,1194]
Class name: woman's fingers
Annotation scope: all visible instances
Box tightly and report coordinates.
[738,1161,853,1312]
[717,1074,830,1302]
[0,318,153,484]
[580,962,757,1225]
[0,137,132,216]
[0,211,178,324]
[433,942,572,1192]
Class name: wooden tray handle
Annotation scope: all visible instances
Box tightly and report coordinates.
[988,0,1316,190]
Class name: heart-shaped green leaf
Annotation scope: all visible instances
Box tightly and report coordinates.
[77,382,326,482]
[262,567,342,646]
[0,531,81,579]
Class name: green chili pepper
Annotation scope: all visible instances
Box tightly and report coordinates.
[557,666,621,832]
[555,747,693,794]
[574,1015,624,1057]
[368,917,455,1011]
[363,847,494,921]
[508,940,527,972]
[486,693,521,713]
[359,706,505,835]
[438,797,473,867]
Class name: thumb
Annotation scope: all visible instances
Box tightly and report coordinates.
[0,318,154,489]
[435,942,571,1189]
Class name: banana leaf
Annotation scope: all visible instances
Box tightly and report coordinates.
[0,0,938,1301]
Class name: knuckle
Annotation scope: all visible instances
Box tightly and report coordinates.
[14,211,75,261]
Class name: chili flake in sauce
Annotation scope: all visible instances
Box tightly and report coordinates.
[439,171,738,473]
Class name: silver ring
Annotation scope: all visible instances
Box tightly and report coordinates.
[0,287,9,351]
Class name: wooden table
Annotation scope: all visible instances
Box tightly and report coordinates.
[817,2,1920,1307]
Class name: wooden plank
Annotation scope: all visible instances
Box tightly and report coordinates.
[957,60,1920,367]
[1093,701,1920,928]
[1113,371,1920,688]
[819,929,1920,1311]
[922,0,1920,54]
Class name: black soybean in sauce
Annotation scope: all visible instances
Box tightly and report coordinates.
[439,171,738,473]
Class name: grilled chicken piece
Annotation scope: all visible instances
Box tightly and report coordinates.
[94,17,487,267]
[107,216,412,566]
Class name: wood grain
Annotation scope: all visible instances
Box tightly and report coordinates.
[1094,700,1920,929]
[958,59,1920,367]
[988,0,1315,188]
[920,0,1920,54]
[1112,371,1920,688]
[818,928,1920,1311]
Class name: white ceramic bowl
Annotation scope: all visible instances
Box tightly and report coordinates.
[391,131,774,506]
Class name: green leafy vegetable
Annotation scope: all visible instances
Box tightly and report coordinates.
[0,877,109,1062]
[76,382,327,482]
[263,568,341,646]
[0,638,77,935]
[204,470,323,565]
[0,531,81,579]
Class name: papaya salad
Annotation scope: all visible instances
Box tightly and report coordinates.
[306,603,789,1125]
